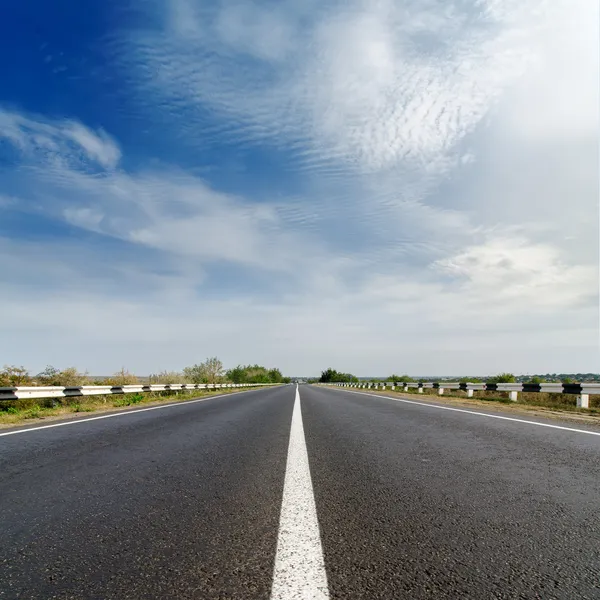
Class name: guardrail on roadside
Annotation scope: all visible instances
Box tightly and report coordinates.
[321,381,600,408]
[0,383,281,402]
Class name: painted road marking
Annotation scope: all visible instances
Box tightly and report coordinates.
[326,388,600,437]
[271,386,329,600]
[0,388,265,438]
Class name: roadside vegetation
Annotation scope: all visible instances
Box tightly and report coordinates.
[318,368,359,383]
[319,370,600,414]
[0,359,289,427]
[0,386,268,428]
[390,386,600,413]
[0,359,290,387]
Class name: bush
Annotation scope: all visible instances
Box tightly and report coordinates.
[103,368,138,386]
[488,373,516,383]
[225,364,286,384]
[0,365,31,386]
[36,366,89,387]
[387,374,414,383]
[24,405,41,419]
[148,371,187,384]
[184,357,224,384]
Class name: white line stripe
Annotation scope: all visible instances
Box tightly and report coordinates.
[325,388,600,437]
[0,388,263,438]
[271,386,329,600]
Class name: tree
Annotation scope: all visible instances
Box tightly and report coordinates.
[184,357,224,384]
[0,365,31,386]
[268,368,284,383]
[319,368,338,383]
[529,376,546,384]
[225,364,286,384]
[226,365,246,384]
[319,368,358,383]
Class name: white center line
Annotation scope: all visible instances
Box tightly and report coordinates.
[326,388,600,437]
[271,386,329,600]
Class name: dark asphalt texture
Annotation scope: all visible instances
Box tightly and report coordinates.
[302,386,600,599]
[1,384,600,599]
[0,386,294,599]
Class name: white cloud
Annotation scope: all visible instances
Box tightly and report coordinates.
[63,123,122,169]
[2,258,597,376]
[0,108,121,169]
[499,0,598,141]
[121,0,551,176]
[0,108,335,279]
[215,3,298,62]
[63,207,105,230]
[1,0,597,375]
[433,237,598,311]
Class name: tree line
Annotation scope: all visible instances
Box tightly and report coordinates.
[0,358,290,387]
[317,370,584,384]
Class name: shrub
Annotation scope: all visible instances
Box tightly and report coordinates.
[24,405,41,419]
[36,366,89,387]
[387,374,415,383]
[184,357,224,384]
[0,365,31,386]
[148,371,187,384]
[103,368,138,386]
[488,373,516,383]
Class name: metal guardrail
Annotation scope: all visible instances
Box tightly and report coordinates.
[322,381,600,408]
[0,383,281,401]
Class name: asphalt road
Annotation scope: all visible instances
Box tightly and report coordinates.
[1,385,600,599]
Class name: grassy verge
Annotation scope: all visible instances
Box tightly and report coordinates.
[331,386,600,418]
[0,387,269,429]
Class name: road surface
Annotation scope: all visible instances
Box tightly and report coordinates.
[1,385,599,599]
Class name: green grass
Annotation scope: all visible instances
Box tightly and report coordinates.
[23,405,42,419]
[0,386,270,427]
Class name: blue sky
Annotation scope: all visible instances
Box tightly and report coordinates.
[1,0,598,376]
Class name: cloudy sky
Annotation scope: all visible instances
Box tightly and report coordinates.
[1,0,598,377]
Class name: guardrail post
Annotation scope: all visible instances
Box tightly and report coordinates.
[438,387,445,395]
[467,389,474,397]
[418,386,423,394]
[577,394,589,408]
[509,391,518,402]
